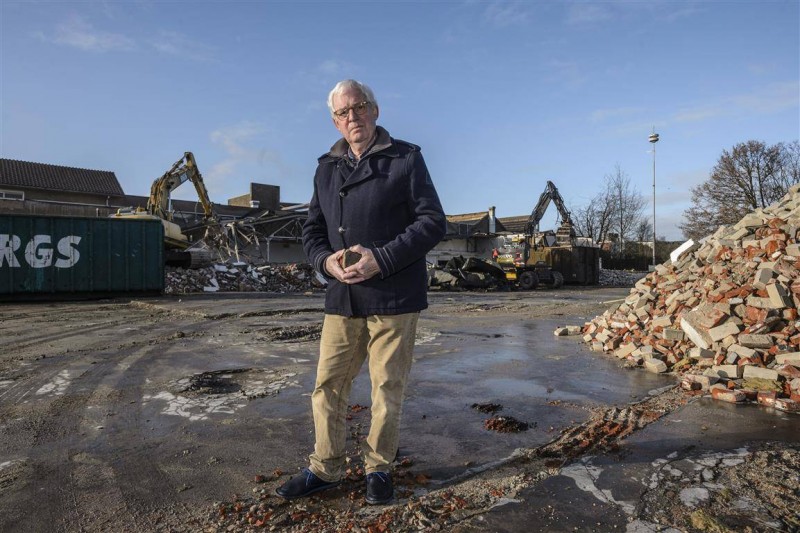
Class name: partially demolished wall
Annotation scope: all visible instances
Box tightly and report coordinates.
[578,184,800,413]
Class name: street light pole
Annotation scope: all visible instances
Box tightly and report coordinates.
[649,131,659,269]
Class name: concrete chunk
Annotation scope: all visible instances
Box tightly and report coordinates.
[645,359,668,373]
[708,321,741,342]
[688,347,715,359]
[614,343,637,359]
[742,366,779,381]
[683,373,718,390]
[680,311,712,349]
[776,352,800,365]
[753,268,774,290]
[728,227,752,240]
[736,334,773,349]
[663,328,685,341]
[746,296,773,309]
[785,243,800,257]
[710,365,743,379]
[651,316,673,328]
[727,344,756,359]
[767,283,792,309]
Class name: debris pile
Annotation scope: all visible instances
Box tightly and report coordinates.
[164,262,321,294]
[575,184,800,413]
[599,268,648,286]
[428,256,509,290]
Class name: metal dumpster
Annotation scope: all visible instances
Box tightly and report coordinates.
[0,214,163,299]
[535,245,600,285]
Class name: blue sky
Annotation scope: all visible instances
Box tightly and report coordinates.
[2,1,798,240]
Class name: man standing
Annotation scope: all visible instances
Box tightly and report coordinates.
[277,80,446,504]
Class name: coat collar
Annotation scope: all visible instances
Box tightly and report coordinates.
[320,126,397,163]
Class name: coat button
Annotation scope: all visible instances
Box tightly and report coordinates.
[338,226,346,234]
[339,190,347,197]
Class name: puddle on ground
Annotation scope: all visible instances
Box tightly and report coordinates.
[479,377,587,402]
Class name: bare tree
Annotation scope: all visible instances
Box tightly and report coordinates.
[635,219,653,243]
[573,164,647,252]
[607,164,646,254]
[573,190,614,244]
[680,140,797,240]
[777,140,800,190]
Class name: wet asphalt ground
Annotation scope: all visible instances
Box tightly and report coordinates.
[1,287,798,532]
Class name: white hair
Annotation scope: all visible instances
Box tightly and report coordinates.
[327,79,378,116]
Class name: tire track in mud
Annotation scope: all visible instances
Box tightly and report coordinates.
[67,341,201,532]
[0,350,139,532]
[1,338,202,532]
[0,305,171,362]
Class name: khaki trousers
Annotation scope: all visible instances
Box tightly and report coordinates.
[308,312,419,482]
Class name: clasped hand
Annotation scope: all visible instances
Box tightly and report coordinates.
[325,244,381,284]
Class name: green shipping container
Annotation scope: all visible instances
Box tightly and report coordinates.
[0,215,164,299]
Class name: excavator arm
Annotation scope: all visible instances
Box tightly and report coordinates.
[523,181,572,237]
[146,152,216,222]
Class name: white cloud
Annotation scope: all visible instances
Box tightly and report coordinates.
[672,82,798,124]
[567,3,612,25]
[731,81,799,114]
[483,1,530,28]
[747,62,778,76]
[45,14,135,52]
[207,121,265,185]
[206,121,291,194]
[150,30,217,62]
[313,59,358,81]
[210,122,263,160]
[602,82,798,137]
[672,106,723,124]
[318,60,345,75]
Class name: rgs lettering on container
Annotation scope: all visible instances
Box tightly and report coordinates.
[0,234,81,268]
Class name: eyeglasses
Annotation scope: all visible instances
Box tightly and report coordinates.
[333,101,372,120]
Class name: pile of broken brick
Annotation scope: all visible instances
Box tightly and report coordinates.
[165,262,322,294]
[558,184,800,414]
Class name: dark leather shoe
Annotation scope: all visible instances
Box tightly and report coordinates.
[275,468,340,500]
[365,472,393,505]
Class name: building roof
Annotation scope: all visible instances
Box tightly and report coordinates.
[446,211,489,224]
[0,158,125,196]
[445,211,509,238]
[498,215,528,234]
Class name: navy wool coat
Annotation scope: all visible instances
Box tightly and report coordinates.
[303,127,447,317]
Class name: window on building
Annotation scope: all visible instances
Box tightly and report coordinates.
[0,190,24,201]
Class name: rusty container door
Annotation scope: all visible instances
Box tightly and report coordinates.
[0,215,163,298]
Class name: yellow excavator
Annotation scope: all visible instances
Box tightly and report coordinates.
[111,152,216,267]
[493,180,575,289]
